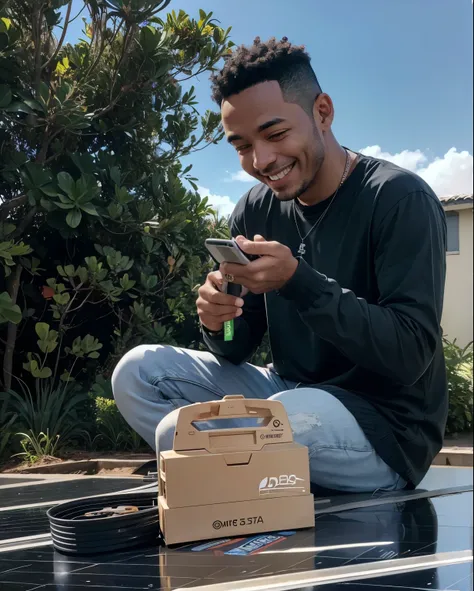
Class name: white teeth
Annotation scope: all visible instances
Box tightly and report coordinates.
[269,164,293,181]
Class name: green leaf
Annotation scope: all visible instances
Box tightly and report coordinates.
[25,162,51,188]
[76,266,88,284]
[0,291,22,324]
[5,101,33,114]
[22,98,45,113]
[110,166,121,186]
[60,370,75,382]
[41,197,55,210]
[0,84,12,108]
[57,172,75,197]
[0,222,15,237]
[147,275,158,289]
[40,184,60,197]
[71,152,96,175]
[35,322,50,340]
[53,292,70,305]
[115,185,134,204]
[54,201,75,209]
[23,358,52,378]
[36,365,52,379]
[85,256,98,272]
[80,203,99,216]
[76,174,99,202]
[107,203,123,219]
[27,190,37,205]
[38,81,50,105]
[38,338,58,354]
[66,209,82,228]
[120,273,136,291]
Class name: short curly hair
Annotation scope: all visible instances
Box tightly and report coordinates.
[210,37,322,115]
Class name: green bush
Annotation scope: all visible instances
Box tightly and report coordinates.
[0,377,89,461]
[443,338,473,436]
[92,395,146,452]
[0,2,232,401]
[0,1,234,462]
[0,394,18,460]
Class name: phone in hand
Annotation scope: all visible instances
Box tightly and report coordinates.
[204,238,251,266]
[204,238,251,342]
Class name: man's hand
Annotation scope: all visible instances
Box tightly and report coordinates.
[196,270,245,332]
[221,235,298,295]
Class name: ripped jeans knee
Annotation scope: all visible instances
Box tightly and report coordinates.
[268,387,405,493]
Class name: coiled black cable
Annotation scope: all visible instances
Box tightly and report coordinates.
[46,491,161,555]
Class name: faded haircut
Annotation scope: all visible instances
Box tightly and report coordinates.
[210,36,322,116]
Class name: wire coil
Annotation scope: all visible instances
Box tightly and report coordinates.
[47,491,161,555]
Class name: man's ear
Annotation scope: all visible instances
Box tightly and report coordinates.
[313,93,334,130]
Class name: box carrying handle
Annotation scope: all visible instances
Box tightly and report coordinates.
[172,395,293,453]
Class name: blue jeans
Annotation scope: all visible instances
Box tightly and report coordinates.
[112,345,406,493]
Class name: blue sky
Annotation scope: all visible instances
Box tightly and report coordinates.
[64,0,473,215]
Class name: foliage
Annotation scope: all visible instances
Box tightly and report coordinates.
[0,290,22,324]
[91,395,146,452]
[443,338,473,436]
[0,394,17,460]
[15,429,61,463]
[0,1,233,396]
[250,332,272,367]
[0,377,89,459]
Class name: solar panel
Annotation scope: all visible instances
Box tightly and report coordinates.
[0,467,471,591]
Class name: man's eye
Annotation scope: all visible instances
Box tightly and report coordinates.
[269,131,287,140]
[236,145,250,153]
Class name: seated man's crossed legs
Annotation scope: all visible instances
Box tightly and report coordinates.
[112,344,405,493]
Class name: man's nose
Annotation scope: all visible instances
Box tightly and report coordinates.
[253,142,277,173]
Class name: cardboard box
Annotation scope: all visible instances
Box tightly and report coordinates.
[157,395,314,545]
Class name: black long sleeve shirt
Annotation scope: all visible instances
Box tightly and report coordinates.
[203,153,448,488]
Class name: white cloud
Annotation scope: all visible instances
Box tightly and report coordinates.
[197,185,236,217]
[226,170,256,183]
[359,145,473,197]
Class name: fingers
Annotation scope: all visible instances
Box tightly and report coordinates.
[196,271,245,331]
[235,235,287,257]
[197,299,243,317]
[220,254,273,282]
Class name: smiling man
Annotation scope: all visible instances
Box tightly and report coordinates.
[112,37,448,493]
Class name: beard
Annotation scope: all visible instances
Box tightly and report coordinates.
[273,178,314,202]
[274,127,325,202]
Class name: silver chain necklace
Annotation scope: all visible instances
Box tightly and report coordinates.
[293,149,352,256]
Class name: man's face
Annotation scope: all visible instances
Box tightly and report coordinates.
[221,80,325,201]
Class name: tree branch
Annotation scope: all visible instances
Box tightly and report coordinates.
[82,9,107,80]
[109,23,136,102]
[32,3,43,97]
[42,0,73,71]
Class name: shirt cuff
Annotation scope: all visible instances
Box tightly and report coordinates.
[277,257,330,306]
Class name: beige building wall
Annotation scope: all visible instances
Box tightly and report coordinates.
[441,206,473,347]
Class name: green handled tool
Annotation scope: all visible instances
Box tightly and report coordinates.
[224,282,241,342]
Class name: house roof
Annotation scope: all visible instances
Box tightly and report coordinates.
[439,194,473,206]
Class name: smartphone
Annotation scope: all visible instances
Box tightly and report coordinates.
[204,238,251,266]
[204,238,250,343]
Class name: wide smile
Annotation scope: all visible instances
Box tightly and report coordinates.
[264,162,295,186]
